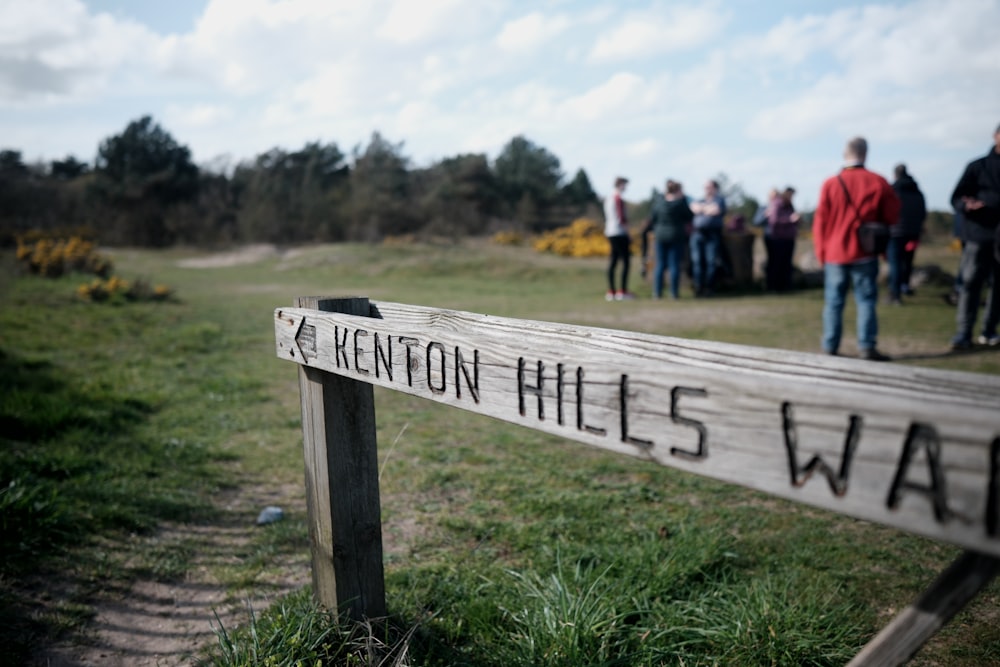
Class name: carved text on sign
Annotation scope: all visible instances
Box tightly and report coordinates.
[276,311,1000,549]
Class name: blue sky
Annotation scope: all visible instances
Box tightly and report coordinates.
[2,0,999,211]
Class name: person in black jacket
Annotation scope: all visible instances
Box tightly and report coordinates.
[887,164,926,304]
[949,123,1000,350]
[646,180,694,299]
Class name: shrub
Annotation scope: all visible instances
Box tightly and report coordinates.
[76,277,174,303]
[492,230,525,246]
[533,218,622,258]
[16,232,112,278]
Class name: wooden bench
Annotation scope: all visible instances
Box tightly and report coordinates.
[274,296,1000,666]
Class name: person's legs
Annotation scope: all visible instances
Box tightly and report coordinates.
[764,236,777,290]
[954,241,987,344]
[703,230,720,292]
[900,238,917,294]
[851,260,879,351]
[886,236,904,301]
[653,240,667,298]
[785,239,797,290]
[607,241,620,293]
[690,232,705,294]
[668,240,684,298]
[619,236,631,294]
[822,263,849,354]
[981,253,1000,338]
[773,239,794,291]
[607,235,630,295]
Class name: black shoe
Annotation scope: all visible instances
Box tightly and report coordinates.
[950,336,973,351]
[860,348,891,361]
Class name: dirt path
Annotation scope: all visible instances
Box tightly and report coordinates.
[37,486,311,667]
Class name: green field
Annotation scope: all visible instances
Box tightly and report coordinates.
[2,237,998,666]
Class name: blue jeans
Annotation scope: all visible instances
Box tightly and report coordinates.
[689,228,720,293]
[653,239,686,298]
[823,260,879,354]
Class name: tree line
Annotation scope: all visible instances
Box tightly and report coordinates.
[0,116,606,248]
[1,115,954,249]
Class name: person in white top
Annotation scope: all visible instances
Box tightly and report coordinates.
[603,176,635,300]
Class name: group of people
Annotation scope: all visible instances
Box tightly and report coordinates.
[604,177,732,301]
[601,122,1000,359]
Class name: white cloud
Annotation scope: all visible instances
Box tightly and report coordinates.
[625,138,658,158]
[378,0,482,45]
[0,0,157,103]
[746,0,1000,148]
[589,3,729,63]
[0,0,85,47]
[495,11,570,54]
[166,102,232,128]
[561,72,646,122]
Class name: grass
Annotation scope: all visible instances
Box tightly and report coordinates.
[1,235,998,666]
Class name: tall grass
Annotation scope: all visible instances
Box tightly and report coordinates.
[2,238,998,666]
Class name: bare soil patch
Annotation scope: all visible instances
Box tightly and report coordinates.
[35,486,310,667]
[176,244,283,269]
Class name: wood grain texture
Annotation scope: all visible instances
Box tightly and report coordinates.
[295,296,385,619]
[276,300,1000,557]
[846,551,1000,666]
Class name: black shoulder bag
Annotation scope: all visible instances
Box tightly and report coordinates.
[837,175,890,256]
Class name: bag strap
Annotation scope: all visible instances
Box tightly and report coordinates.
[836,174,864,226]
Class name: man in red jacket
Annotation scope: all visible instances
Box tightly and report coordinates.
[813,137,901,360]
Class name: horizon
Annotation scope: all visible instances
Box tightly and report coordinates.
[3,0,999,212]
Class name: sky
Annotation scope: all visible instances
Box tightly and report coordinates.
[2,0,999,212]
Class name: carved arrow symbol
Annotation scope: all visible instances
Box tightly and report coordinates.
[294,317,318,361]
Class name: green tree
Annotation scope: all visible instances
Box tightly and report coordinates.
[234,142,349,243]
[92,115,199,246]
[348,132,417,242]
[714,172,759,225]
[49,156,89,180]
[417,153,501,238]
[0,150,29,177]
[0,149,69,243]
[560,168,598,207]
[493,135,563,226]
[95,115,198,201]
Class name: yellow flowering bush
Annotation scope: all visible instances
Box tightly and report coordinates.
[491,230,525,246]
[533,218,613,257]
[76,276,174,303]
[16,232,112,278]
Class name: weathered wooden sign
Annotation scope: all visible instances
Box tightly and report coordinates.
[275,300,1000,558]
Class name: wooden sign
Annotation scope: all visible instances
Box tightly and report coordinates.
[275,300,1000,558]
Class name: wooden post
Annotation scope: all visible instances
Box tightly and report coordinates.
[847,551,1000,667]
[296,296,385,620]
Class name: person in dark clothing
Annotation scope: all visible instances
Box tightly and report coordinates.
[949,123,1000,350]
[646,180,694,299]
[763,187,801,292]
[887,164,927,304]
